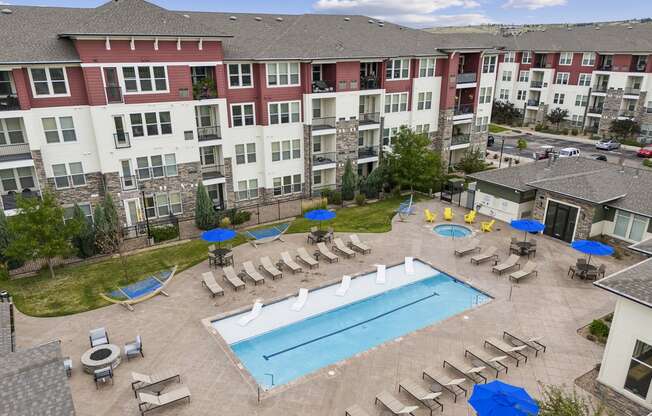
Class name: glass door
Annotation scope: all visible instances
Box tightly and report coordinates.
[120,160,135,190]
[544,200,578,243]
[123,198,142,227]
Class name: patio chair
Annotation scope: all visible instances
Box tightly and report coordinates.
[421,368,467,402]
[502,331,547,357]
[89,327,109,347]
[481,219,495,232]
[242,261,265,285]
[345,404,371,416]
[207,244,216,268]
[316,242,339,263]
[470,246,497,265]
[492,254,521,275]
[464,210,477,224]
[597,264,607,279]
[325,226,335,243]
[375,391,419,415]
[124,335,144,360]
[296,247,319,269]
[138,386,191,415]
[443,358,487,384]
[94,366,113,389]
[527,239,537,258]
[509,261,537,282]
[131,371,181,398]
[63,357,72,377]
[291,288,309,311]
[444,207,454,221]
[349,234,371,254]
[424,209,436,224]
[398,379,444,413]
[201,271,224,297]
[454,238,480,256]
[333,238,356,258]
[464,347,509,378]
[223,251,234,266]
[307,227,318,244]
[223,266,245,290]
[483,337,528,366]
[259,256,283,279]
[280,251,303,274]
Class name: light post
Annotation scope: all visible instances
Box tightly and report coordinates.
[498,137,506,168]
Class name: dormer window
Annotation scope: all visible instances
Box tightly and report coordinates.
[122,65,168,93]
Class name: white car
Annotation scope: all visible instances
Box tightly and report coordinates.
[558,147,580,158]
[595,138,621,151]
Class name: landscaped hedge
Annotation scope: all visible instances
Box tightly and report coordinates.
[150,225,179,243]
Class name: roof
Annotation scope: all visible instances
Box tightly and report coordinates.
[629,237,652,255]
[0,341,76,416]
[595,257,652,309]
[0,301,13,354]
[527,168,629,204]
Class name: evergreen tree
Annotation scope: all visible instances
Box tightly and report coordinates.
[341,159,357,201]
[95,194,120,254]
[0,209,9,264]
[195,182,215,230]
[360,162,387,199]
[70,204,96,258]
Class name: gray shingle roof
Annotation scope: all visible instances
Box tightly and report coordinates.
[629,238,652,255]
[595,258,652,309]
[527,168,629,204]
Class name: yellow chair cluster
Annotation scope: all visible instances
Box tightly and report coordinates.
[423,207,495,232]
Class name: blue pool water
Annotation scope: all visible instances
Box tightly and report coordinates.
[433,224,472,238]
[228,273,489,388]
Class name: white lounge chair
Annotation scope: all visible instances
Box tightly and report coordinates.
[201,271,224,297]
[296,247,319,269]
[405,257,415,275]
[291,288,309,311]
[492,254,520,275]
[131,371,180,398]
[345,405,371,416]
[242,261,265,285]
[509,261,537,282]
[349,234,371,254]
[280,251,303,274]
[138,386,191,415]
[333,238,356,258]
[398,379,443,413]
[223,266,245,290]
[454,238,480,256]
[375,391,419,415]
[484,337,529,366]
[470,246,498,265]
[238,300,263,326]
[316,242,339,263]
[259,256,283,279]
[464,347,509,377]
[444,358,487,384]
[336,275,351,296]
[376,264,386,284]
[422,368,467,403]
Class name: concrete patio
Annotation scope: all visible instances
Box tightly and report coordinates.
[14,199,641,416]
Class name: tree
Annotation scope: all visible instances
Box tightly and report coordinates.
[386,127,444,192]
[341,159,357,201]
[456,147,487,174]
[609,119,640,140]
[95,194,120,254]
[70,204,96,259]
[547,107,569,129]
[195,182,215,230]
[491,100,522,125]
[360,162,388,199]
[517,138,528,152]
[538,384,612,416]
[5,192,74,278]
[0,209,9,264]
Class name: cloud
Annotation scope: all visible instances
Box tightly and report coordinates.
[503,0,566,10]
[375,13,493,27]
[314,0,480,15]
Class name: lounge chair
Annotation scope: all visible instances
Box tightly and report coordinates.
[502,331,547,356]
[223,266,245,290]
[259,256,283,279]
[484,337,528,366]
[464,210,477,224]
[424,209,436,224]
[444,207,453,221]
[405,257,415,275]
[470,246,497,265]
[242,261,265,285]
[201,271,224,297]
[345,405,371,416]
[333,238,356,258]
[375,391,419,415]
[280,251,303,274]
[443,358,487,384]
[509,261,537,282]
[239,300,263,326]
[336,275,351,297]
[376,264,386,284]
[131,371,181,398]
[89,327,109,347]
[296,247,319,268]
[138,386,191,415]
[124,336,144,361]
[316,242,339,262]
[422,368,467,402]
[492,254,521,275]
[464,347,509,378]
[481,219,495,232]
[291,288,309,311]
[349,234,371,254]
[398,379,444,413]
[454,238,480,256]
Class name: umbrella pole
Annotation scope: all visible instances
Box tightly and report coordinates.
[524,232,528,243]
[588,254,592,266]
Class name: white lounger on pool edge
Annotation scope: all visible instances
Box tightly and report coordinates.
[291,288,309,311]
[376,265,386,284]
[238,300,263,326]
[405,257,415,275]
[336,275,351,296]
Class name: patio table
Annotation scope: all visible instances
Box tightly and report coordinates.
[212,248,233,266]
[575,263,597,279]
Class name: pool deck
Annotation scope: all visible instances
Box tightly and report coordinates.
[13,199,642,416]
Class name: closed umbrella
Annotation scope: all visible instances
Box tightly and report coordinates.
[469,380,539,416]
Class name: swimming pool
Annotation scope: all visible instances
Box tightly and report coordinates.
[433,224,473,238]
[212,260,490,389]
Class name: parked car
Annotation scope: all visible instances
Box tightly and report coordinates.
[558,147,581,158]
[595,138,621,150]
[637,145,652,158]
[533,145,555,160]
[487,135,495,147]
[588,153,608,161]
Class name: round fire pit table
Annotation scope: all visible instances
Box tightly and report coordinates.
[81,344,121,374]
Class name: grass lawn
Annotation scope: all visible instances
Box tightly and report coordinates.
[489,124,509,133]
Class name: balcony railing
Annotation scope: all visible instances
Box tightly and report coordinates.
[457,73,477,84]
[312,80,335,93]
[197,126,222,141]
[358,145,379,159]
[192,83,218,100]
[0,143,30,159]
[201,164,225,180]
[0,95,20,111]
[359,112,380,125]
[105,86,123,104]
[454,104,473,116]
[588,106,604,114]
[619,110,636,119]
[312,117,337,130]
[624,87,641,96]
[527,99,540,107]
[593,85,609,93]
[113,131,130,149]
[530,81,543,88]
[136,166,177,181]
[360,75,380,90]
[451,134,471,146]
[1,190,40,211]
[312,152,337,166]
[598,64,612,71]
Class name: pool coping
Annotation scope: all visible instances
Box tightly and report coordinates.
[200,256,494,400]
[430,222,477,239]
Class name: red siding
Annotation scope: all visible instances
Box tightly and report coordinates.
[82,67,107,106]
[613,54,633,72]
[258,63,303,126]
[439,55,459,110]
[219,63,260,128]
[25,66,89,108]
[646,56,652,73]
[322,64,337,92]
[123,65,192,104]
[74,39,224,63]
[335,61,359,92]
[561,53,595,85]
[11,69,31,110]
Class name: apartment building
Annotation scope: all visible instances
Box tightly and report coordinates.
[0,0,494,227]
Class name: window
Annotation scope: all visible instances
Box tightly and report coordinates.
[581,52,595,66]
[164,154,177,176]
[0,71,14,96]
[521,51,532,64]
[559,52,573,66]
[235,143,256,164]
[555,72,570,85]
[271,139,300,161]
[499,89,510,100]
[190,66,213,86]
[482,55,497,73]
[313,136,322,153]
[312,64,322,82]
[266,62,300,87]
[641,124,652,143]
[613,210,649,242]
[313,170,322,185]
[578,73,592,87]
[384,93,408,113]
[414,124,430,134]
[231,103,255,127]
[269,101,300,125]
[312,99,321,118]
[129,112,171,137]
[122,65,167,93]
[236,179,259,201]
[475,116,489,133]
[227,63,253,88]
[273,174,302,196]
[386,59,410,80]
[502,71,512,82]
[63,203,93,224]
[553,93,565,105]
[517,90,527,100]
[382,127,399,146]
[575,95,588,107]
[418,58,436,77]
[624,340,652,400]
[479,87,493,104]
[52,162,85,189]
[42,116,76,143]
[0,168,34,191]
[417,92,432,110]
[570,114,584,127]
[0,118,25,145]
[518,71,529,83]
[144,192,182,218]
[504,51,516,63]
[136,154,176,179]
[29,67,68,96]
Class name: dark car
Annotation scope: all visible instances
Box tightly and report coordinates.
[588,153,608,161]
[487,135,495,147]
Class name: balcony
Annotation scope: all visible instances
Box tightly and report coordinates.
[456,73,477,85]
[359,112,380,126]
[618,110,636,119]
[113,132,130,149]
[598,63,612,71]
[197,126,222,142]
[0,143,31,161]
[105,86,123,104]
[527,99,540,107]
[360,75,380,90]
[1,190,40,211]
[358,145,379,159]
[311,183,337,197]
[201,164,225,180]
[0,95,20,112]
[312,152,337,166]
[593,85,609,93]
[312,80,335,94]
[624,87,641,96]
[451,134,471,146]
[454,104,474,116]
[192,81,218,100]
[588,106,604,114]
[312,117,336,131]
[530,81,543,89]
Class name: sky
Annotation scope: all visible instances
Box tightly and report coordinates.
[2,0,652,28]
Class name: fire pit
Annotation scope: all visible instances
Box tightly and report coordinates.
[81,344,121,374]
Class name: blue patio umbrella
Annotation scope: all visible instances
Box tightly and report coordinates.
[510,219,545,242]
[304,209,336,230]
[571,239,614,265]
[469,380,539,416]
[201,228,237,248]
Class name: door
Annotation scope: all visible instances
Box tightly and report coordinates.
[544,200,578,243]
[124,198,142,227]
[120,160,135,190]
[103,67,122,103]
[113,116,129,147]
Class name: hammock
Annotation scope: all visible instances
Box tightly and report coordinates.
[100,266,178,311]
[244,223,290,247]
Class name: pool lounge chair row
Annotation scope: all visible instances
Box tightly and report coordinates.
[460,246,538,282]
[131,370,190,415]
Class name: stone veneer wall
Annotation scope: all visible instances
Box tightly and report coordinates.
[433,108,454,167]
[598,88,625,135]
[223,157,235,208]
[303,125,313,193]
[335,119,359,186]
[535,103,549,125]
[531,189,596,240]
[635,91,652,129]
[46,172,104,208]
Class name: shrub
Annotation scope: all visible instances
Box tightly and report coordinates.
[534,124,544,132]
[571,128,579,136]
[643,159,652,168]
[492,153,498,159]
[302,197,327,213]
[320,189,332,201]
[355,193,366,206]
[514,159,520,164]
[589,319,610,339]
[329,191,342,205]
[538,384,611,416]
[341,159,357,201]
[233,210,252,225]
[150,225,179,243]
[561,128,569,135]
[219,217,231,227]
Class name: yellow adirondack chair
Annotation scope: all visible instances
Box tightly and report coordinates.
[444,207,453,221]
[481,219,496,232]
[464,210,477,224]
[424,209,436,223]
